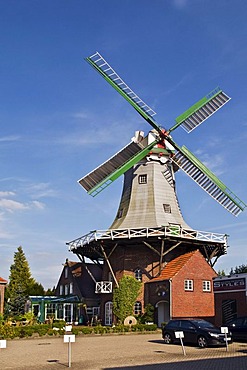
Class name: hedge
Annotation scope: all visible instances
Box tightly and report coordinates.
[0,322,158,339]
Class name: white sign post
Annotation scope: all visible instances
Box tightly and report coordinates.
[175,331,186,356]
[221,327,229,352]
[0,340,7,349]
[64,334,75,368]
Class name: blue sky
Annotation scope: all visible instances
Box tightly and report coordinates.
[0,0,247,289]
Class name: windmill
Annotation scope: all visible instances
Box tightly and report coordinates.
[67,52,246,325]
[79,51,246,218]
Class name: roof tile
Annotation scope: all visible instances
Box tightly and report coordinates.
[152,250,198,281]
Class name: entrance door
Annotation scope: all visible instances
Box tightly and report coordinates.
[157,301,170,327]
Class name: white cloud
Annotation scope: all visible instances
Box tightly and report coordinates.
[24,182,59,199]
[0,198,28,212]
[0,191,15,197]
[0,198,45,213]
[31,200,45,210]
[0,135,20,142]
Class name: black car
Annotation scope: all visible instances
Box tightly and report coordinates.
[162,319,232,348]
[227,317,247,341]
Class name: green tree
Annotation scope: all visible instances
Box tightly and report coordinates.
[230,263,247,274]
[217,269,226,276]
[113,275,141,324]
[140,303,155,323]
[45,286,56,296]
[6,246,37,316]
[28,282,45,296]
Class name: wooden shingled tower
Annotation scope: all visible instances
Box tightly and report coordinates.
[67,52,246,326]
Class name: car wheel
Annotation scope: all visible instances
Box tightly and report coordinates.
[163,333,173,344]
[197,335,207,348]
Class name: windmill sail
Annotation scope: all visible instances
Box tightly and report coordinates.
[170,142,246,216]
[79,139,158,196]
[169,88,231,133]
[86,52,162,134]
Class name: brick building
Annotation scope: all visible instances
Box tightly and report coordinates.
[147,250,217,326]
[0,276,7,314]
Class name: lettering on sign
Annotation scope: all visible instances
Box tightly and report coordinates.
[213,278,246,291]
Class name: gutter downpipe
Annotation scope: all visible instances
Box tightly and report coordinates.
[169,279,172,320]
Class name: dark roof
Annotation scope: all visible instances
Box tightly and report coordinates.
[65,260,102,299]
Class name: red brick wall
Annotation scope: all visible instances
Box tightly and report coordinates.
[172,251,217,319]
[0,284,6,314]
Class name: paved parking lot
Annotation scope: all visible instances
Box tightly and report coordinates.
[0,332,247,369]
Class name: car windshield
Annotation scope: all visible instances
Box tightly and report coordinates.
[193,320,215,329]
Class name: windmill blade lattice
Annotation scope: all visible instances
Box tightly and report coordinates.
[86,52,162,134]
[169,88,231,133]
[79,138,158,196]
[170,142,245,216]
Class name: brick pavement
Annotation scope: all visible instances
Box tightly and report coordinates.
[0,333,246,369]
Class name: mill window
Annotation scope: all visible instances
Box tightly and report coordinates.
[117,209,123,218]
[163,204,171,213]
[138,174,147,184]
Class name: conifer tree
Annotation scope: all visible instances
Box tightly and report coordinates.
[7,246,36,316]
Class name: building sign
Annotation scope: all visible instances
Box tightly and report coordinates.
[213,278,246,292]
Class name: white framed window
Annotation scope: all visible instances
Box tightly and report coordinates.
[138,174,147,184]
[134,268,142,282]
[65,284,69,295]
[65,267,68,279]
[59,284,63,295]
[69,282,73,294]
[203,280,211,292]
[184,279,193,291]
[45,303,56,319]
[105,301,113,326]
[134,301,142,315]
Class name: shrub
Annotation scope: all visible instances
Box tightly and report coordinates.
[80,326,94,335]
[93,325,106,335]
[53,320,66,329]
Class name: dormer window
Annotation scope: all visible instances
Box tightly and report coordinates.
[138,174,147,184]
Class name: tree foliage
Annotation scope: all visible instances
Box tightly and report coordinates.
[230,264,247,274]
[140,303,155,324]
[6,246,44,316]
[113,275,141,324]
